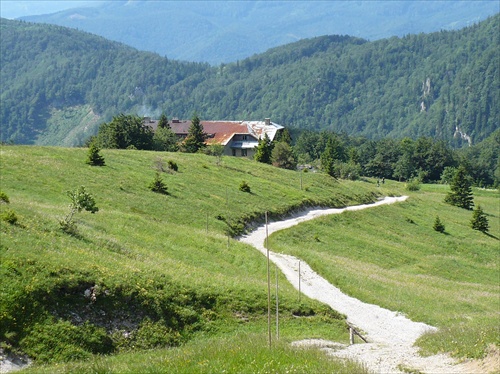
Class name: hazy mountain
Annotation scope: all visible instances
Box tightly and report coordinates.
[19,0,499,64]
[1,15,497,147]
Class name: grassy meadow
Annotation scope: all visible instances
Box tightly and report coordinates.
[270,181,499,359]
[1,145,380,372]
[1,145,498,372]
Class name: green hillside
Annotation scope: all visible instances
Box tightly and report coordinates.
[1,15,498,147]
[1,145,498,371]
[0,145,380,369]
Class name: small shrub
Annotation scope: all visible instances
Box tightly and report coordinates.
[1,209,18,225]
[59,219,78,236]
[405,178,421,191]
[20,320,113,363]
[167,160,178,172]
[239,181,251,193]
[440,166,457,184]
[291,304,316,317]
[0,190,10,204]
[60,186,99,234]
[131,319,182,350]
[433,216,445,233]
[153,157,166,172]
[149,172,168,194]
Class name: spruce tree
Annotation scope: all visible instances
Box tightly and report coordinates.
[321,138,342,177]
[433,216,445,233]
[86,143,105,166]
[183,114,207,153]
[158,113,170,129]
[470,205,489,232]
[254,133,273,164]
[444,165,474,210]
[271,141,297,170]
[149,172,168,194]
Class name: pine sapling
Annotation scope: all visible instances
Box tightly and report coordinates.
[149,172,168,194]
[433,216,445,233]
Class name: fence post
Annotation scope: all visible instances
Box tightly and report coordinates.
[298,260,301,303]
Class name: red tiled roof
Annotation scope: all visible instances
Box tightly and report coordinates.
[202,121,250,145]
[145,118,283,146]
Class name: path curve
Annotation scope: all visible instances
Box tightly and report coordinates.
[239,196,468,374]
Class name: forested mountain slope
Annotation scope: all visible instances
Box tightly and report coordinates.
[0,19,209,145]
[18,0,499,65]
[0,15,498,146]
[181,15,499,146]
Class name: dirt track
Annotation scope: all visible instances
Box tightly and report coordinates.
[239,196,473,374]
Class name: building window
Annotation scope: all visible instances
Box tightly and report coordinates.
[241,149,247,157]
[242,135,248,140]
[232,149,236,156]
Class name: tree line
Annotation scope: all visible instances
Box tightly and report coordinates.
[88,114,500,188]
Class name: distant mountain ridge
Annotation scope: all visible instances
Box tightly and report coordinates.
[19,0,499,64]
[0,15,498,147]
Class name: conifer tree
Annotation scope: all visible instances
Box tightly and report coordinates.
[444,165,474,210]
[321,137,343,177]
[470,205,489,232]
[183,114,207,153]
[433,216,445,233]
[254,133,273,164]
[271,141,297,170]
[86,143,105,166]
[158,113,170,129]
[149,172,168,194]
[275,128,292,145]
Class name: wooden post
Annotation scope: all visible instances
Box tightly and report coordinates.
[298,260,301,303]
[266,211,271,347]
[275,265,279,340]
[348,324,368,344]
[226,187,229,248]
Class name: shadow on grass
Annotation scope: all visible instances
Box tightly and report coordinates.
[484,232,499,240]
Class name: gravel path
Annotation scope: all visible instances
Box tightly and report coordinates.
[239,196,469,374]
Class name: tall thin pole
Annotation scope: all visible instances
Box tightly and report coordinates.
[226,187,229,248]
[275,265,279,340]
[266,211,271,347]
[298,260,301,303]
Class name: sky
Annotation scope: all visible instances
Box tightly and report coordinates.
[0,1,104,19]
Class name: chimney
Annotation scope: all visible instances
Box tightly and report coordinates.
[265,118,271,126]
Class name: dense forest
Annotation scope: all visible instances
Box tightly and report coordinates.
[0,15,498,148]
